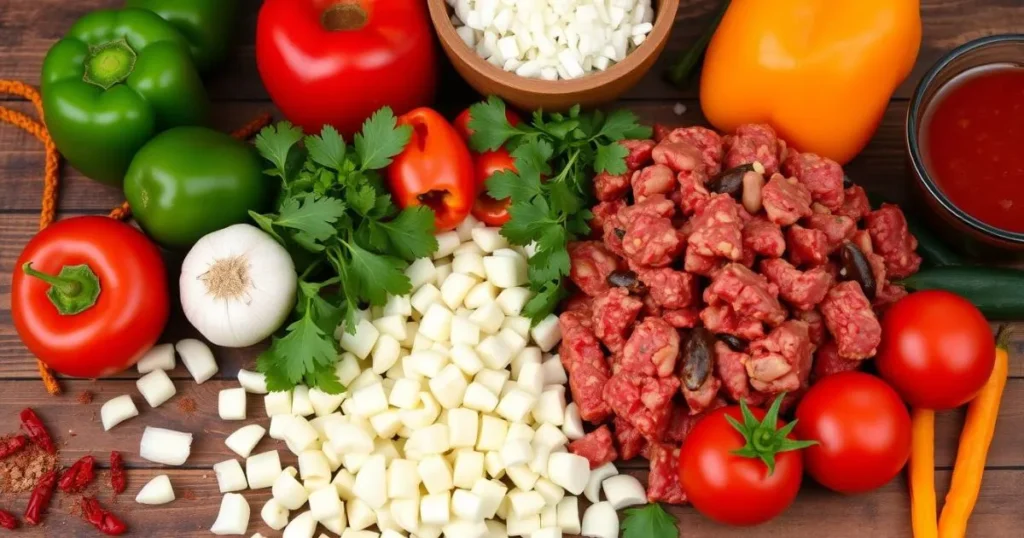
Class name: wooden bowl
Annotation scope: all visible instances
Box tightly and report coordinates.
[427,0,680,111]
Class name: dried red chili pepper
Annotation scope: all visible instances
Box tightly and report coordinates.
[0,434,28,460]
[19,408,56,454]
[0,509,18,530]
[81,497,127,536]
[58,455,96,493]
[109,451,126,494]
[24,469,57,525]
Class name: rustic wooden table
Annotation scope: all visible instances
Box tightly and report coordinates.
[1,1,1023,536]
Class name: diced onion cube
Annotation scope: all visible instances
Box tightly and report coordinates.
[100,395,138,431]
[505,464,539,491]
[136,369,176,408]
[261,499,289,530]
[137,343,175,373]
[562,403,585,440]
[309,486,345,522]
[224,424,266,459]
[352,382,389,417]
[483,255,527,288]
[237,369,269,394]
[418,454,454,494]
[299,450,331,480]
[533,389,567,426]
[496,388,537,423]
[265,391,292,417]
[347,498,378,530]
[411,284,443,315]
[420,492,451,526]
[273,467,309,509]
[556,496,581,534]
[308,388,344,417]
[581,501,619,538]
[387,458,421,500]
[405,258,437,291]
[584,462,619,503]
[327,422,375,455]
[291,385,315,416]
[530,315,562,352]
[419,304,454,342]
[214,459,248,493]
[283,511,316,538]
[496,288,531,316]
[450,345,484,376]
[463,281,498,309]
[462,382,499,414]
[354,455,388,509]
[283,416,320,454]
[469,303,505,334]
[135,474,175,505]
[218,388,247,421]
[210,493,249,535]
[535,477,565,507]
[476,336,514,370]
[175,338,219,384]
[602,473,647,509]
[448,408,480,449]
[429,365,469,409]
[140,427,192,466]
[547,453,591,495]
[472,227,509,253]
[340,319,380,360]
[246,451,283,490]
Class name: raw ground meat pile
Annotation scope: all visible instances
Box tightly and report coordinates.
[561,123,922,504]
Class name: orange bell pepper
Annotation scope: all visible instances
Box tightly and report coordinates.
[699,0,922,165]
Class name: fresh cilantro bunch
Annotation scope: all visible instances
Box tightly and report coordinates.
[467,96,651,323]
[622,503,679,538]
[250,108,438,393]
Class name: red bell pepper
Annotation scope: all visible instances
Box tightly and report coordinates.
[454,107,521,226]
[256,0,437,136]
[388,108,476,231]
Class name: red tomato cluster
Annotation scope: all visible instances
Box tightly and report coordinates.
[454,108,521,226]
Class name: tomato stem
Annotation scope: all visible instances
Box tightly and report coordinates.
[22,262,101,316]
[726,393,818,476]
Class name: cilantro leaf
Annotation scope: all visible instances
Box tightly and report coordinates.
[255,122,305,180]
[297,280,343,335]
[355,107,412,170]
[501,198,555,245]
[345,184,377,216]
[487,169,541,203]
[598,108,653,140]
[522,280,569,323]
[266,309,338,385]
[511,139,554,184]
[304,363,346,395]
[274,194,347,251]
[345,242,411,305]
[377,206,439,261]
[467,96,521,151]
[595,142,630,175]
[305,125,347,171]
[249,211,285,244]
[622,504,678,538]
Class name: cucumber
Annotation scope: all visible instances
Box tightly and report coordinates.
[900,267,1024,319]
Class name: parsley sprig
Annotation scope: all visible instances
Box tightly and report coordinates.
[251,109,438,393]
[467,96,651,323]
[622,503,679,538]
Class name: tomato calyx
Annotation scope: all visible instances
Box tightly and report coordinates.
[321,3,368,32]
[21,262,101,316]
[727,394,817,475]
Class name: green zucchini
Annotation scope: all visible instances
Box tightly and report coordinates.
[900,266,1024,320]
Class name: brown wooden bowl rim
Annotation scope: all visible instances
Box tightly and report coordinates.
[426,0,681,96]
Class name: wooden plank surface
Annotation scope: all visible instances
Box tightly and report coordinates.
[1,0,1023,537]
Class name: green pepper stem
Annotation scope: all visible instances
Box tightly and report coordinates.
[22,262,81,295]
[22,262,102,316]
[83,38,138,90]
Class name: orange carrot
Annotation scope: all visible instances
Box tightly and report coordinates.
[910,408,937,538]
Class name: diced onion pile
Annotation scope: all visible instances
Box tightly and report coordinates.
[448,0,655,80]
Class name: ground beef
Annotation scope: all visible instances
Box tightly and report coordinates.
[663,308,702,329]
[631,164,678,203]
[621,139,656,171]
[590,199,626,235]
[811,339,862,383]
[591,288,643,354]
[763,173,813,226]
[704,264,786,326]
[761,258,833,311]
[560,311,613,422]
[715,341,765,405]
[568,425,619,469]
[563,295,594,317]
[787,224,830,267]
[836,185,871,220]
[638,268,699,309]
[677,167,713,216]
[820,281,882,360]
[746,320,813,395]
[652,140,705,175]
[569,362,613,423]
[743,216,786,258]
[594,171,630,201]
[613,416,647,460]
[569,241,620,297]
[647,444,687,504]
[724,124,780,175]
[701,304,766,341]
[622,214,685,267]
[684,247,723,277]
[621,317,680,378]
[665,126,724,175]
[687,194,745,261]
[806,213,857,254]
[681,374,722,414]
[782,151,845,211]
[795,308,827,346]
[603,372,679,441]
[618,194,677,224]
[867,204,922,279]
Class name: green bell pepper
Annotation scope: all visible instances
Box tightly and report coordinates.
[41,8,209,186]
[124,126,273,248]
[125,0,240,73]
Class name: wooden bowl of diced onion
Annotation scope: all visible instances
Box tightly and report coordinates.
[427,0,680,112]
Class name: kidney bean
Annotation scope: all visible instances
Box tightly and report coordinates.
[718,334,748,352]
[681,327,716,391]
[605,270,647,294]
[707,163,755,197]
[839,241,877,299]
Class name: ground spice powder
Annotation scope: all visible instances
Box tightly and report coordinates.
[176,397,197,416]
[76,391,93,405]
[0,435,59,494]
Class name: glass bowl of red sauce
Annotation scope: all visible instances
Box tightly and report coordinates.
[907,34,1024,254]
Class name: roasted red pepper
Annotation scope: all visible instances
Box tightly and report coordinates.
[19,408,55,454]
[59,455,96,493]
[81,497,127,535]
[24,470,57,525]
[110,451,126,494]
[388,108,476,232]
[0,435,28,460]
[0,509,18,530]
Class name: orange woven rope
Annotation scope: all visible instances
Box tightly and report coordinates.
[0,79,271,395]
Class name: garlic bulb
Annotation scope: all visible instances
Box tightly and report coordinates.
[180,224,297,347]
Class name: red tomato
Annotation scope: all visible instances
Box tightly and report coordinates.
[471,150,517,226]
[679,403,806,526]
[876,290,995,410]
[388,108,476,231]
[795,372,912,494]
[12,217,170,378]
[256,0,437,136]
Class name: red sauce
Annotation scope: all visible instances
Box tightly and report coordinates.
[923,65,1024,232]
